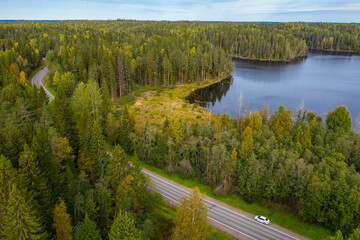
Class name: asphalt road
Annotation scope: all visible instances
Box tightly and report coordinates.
[144,169,303,240]
[31,66,54,101]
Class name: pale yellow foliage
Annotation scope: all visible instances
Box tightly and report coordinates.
[173,187,208,240]
[249,111,262,131]
[239,126,254,158]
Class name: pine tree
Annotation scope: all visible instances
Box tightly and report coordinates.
[108,210,141,240]
[2,183,48,240]
[74,214,101,240]
[53,198,74,240]
[173,187,208,240]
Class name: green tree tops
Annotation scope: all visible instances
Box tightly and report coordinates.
[108,210,142,240]
[74,214,101,240]
[326,106,352,133]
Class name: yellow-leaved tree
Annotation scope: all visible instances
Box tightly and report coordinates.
[249,111,262,131]
[173,187,208,240]
[53,198,73,240]
[239,126,254,158]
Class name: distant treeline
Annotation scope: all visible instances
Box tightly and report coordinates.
[1,21,359,100]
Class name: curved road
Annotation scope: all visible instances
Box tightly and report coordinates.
[34,65,307,239]
[31,66,54,101]
[144,169,308,240]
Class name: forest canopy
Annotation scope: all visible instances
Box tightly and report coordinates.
[0,20,360,239]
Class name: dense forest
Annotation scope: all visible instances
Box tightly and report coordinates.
[1,20,360,239]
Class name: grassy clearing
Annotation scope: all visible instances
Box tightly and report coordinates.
[140,161,333,240]
[126,78,223,133]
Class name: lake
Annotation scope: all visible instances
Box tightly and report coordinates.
[186,53,360,125]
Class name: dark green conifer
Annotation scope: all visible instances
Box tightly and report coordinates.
[118,105,135,153]
[18,144,54,226]
[74,214,101,240]
[32,123,59,199]
[23,116,35,145]
[0,155,17,227]
[2,183,49,240]
[51,88,77,151]
[6,124,25,167]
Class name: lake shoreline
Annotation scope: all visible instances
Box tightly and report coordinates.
[231,49,360,64]
[231,55,307,63]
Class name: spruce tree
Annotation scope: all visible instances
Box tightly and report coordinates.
[18,144,54,226]
[0,127,7,156]
[118,105,135,154]
[23,116,35,145]
[88,122,107,181]
[51,88,77,151]
[74,214,101,240]
[6,124,25,167]
[107,145,129,190]
[108,210,141,240]
[60,166,78,217]
[100,78,112,124]
[2,183,49,240]
[32,123,59,199]
[0,155,17,228]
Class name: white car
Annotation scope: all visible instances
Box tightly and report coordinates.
[254,215,270,224]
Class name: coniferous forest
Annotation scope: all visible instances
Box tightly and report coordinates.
[0,20,360,240]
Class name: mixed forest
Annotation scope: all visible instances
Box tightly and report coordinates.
[0,20,360,240]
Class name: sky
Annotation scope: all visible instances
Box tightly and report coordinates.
[1,0,360,22]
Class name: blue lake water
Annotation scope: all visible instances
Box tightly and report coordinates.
[187,53,360,125]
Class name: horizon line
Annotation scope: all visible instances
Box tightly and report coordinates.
[0,19,359,24]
